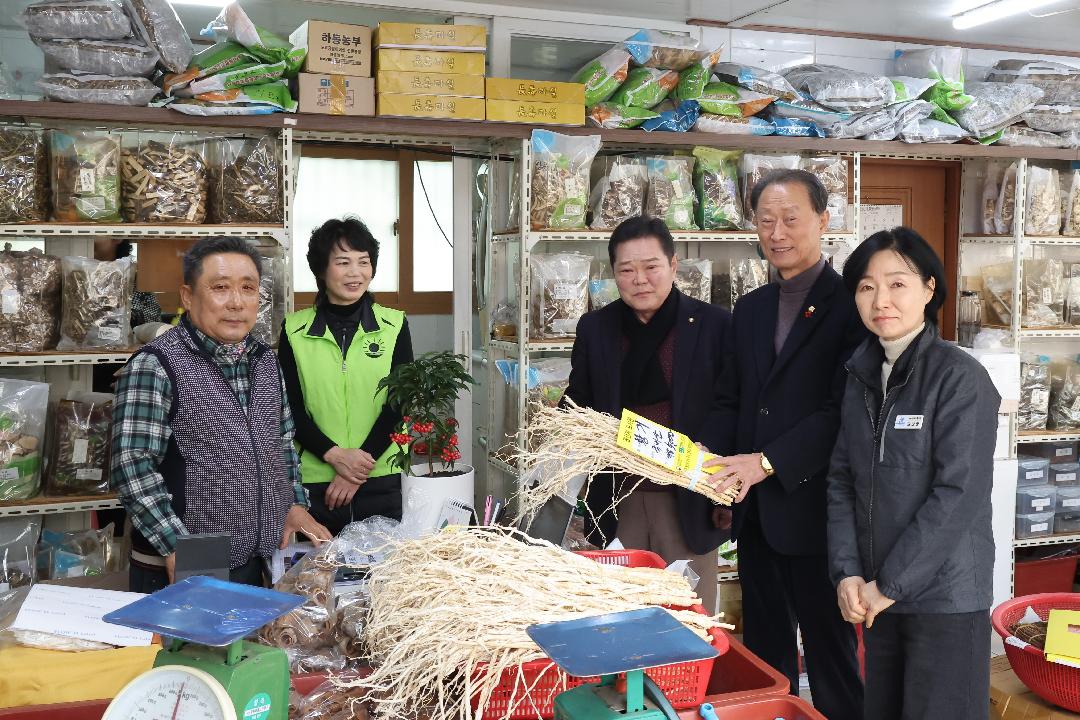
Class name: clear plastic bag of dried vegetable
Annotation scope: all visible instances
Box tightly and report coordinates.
[207,135,283,224]
[645,155,697,230]
[0,379,48,502]
[530,253,591,339]
[120,0,193,74]
[0,517,40,590]
[622,29,710,71]
[782,64,896,112]
[252,256,282,346]
[45,392,113,497]
[731,259,770,307]
[0,129,48,224]
[1025,166,1062,237]
[49,130,121,223]
[0,247,62,353]
[58,255,134,350]
[529,130,600,230]
[121,133,209,224]
[996,162,1018,235]
[950,82,1044,139]
[1023,259,1066,328]
[675,258,712,302]
[1050,357,1080,430]
[32,38,159,77]
[800,155,848,231]
[1019,355,1051,431]
[693,147,742,230]
[295,674,371,720]
[1063,169,1080,237]
[21,0,132,40]
[38,74,160,106]
[589,155,647,230]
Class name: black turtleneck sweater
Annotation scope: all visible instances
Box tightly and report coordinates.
[278,296,414,470]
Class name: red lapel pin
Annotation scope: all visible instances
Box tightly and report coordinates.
[804,305,816,319]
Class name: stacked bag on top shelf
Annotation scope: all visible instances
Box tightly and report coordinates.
[25,0,186,106]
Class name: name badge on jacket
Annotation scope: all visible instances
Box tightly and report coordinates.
[894,415,924,430]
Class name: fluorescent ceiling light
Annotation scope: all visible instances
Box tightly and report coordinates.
[953,0,1067,29]
[168,0,230,7]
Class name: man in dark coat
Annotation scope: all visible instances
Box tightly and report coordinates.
[564,215,731,613]
[703,171,867,720]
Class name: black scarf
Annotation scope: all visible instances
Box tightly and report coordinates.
[620,288,680,408]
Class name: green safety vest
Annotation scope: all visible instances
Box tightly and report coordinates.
[283,303,405,484]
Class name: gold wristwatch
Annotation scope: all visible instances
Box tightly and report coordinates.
[760,453,775,477]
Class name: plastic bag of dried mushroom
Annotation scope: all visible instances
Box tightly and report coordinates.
[208,135,284,223]
[0,129,49,224]
[0,379,49,502]
[121,135,208,223]
[1025,165,1061,237]
[995,162,1018,235]
[1063,169,1080,237]
[982,162,1005,234]
[674,258,712,302]
[646,155,697,230]
[45,392,113,497]
[590,155,647,230]
[530,253,591,339]
[801,155,848,231]
[529,130,600,230]
[49,130,121,223]
[58,255,133,350]
[0,247,62,353]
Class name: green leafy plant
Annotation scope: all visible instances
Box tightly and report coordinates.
[378,351,476,477]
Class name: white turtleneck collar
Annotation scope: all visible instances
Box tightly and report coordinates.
[881,322,925,389]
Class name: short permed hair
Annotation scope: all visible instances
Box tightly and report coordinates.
[182,236,262,286]
[750,169,829,214]
[307,216,380,295]
[608,215,676,267]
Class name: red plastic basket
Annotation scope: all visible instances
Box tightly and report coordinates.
[991,593,1080,712]
[477,550,729,720]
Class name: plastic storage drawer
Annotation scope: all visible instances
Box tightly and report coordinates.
[1017,511,1055,539]
[1057,487,1080,513]
[1055,511,1080,534]
[1024,442,1079,463]
[1052,463,1080,488]
[1019,457,1051,487]
[1018,486,1057,515]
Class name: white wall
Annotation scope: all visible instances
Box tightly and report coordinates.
[410,315,454,355]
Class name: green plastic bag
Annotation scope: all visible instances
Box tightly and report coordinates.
[693,147,743,230]
[194,79,297,112]
[571,48,632,107]
[697,82,775,117]
[674,47,723,101]
[608,67,679,109]
[202,3,306,77]
[586,103,659,129]
[645,156,697,230]
[187,61,286,95]
[163,41,259,96]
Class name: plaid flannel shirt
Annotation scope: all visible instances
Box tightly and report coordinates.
[110,325,307,557]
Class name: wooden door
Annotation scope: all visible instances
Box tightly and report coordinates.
[861,159,962,340]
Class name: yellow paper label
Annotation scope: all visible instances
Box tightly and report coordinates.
[616,409,722,479]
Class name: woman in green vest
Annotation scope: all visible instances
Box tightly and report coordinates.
[279,217,413,534]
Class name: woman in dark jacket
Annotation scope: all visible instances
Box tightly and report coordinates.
[827,227,1000,720]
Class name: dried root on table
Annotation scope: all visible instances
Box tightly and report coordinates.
[342,527,729,720]
[0,129,48,223]
[121,138,208,223]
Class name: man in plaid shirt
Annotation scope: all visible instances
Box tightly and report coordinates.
[111,237,331,592]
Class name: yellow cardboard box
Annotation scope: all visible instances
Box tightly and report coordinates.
[375,49,485,76]
[1046,609,1080,666]
[377,94,485,121]
[376,71,485,98]
[375,22,486,51]
[297,73,375,116]
[290,20,371,76]
[486,99,584,126]
[486,78,585,105]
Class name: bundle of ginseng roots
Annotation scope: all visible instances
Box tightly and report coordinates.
[513,400,738,533]
[341,528,727,720]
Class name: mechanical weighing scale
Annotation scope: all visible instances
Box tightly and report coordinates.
[100,575,307,720]
[526,607,719,720]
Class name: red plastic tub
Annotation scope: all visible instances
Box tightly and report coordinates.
[1015,556,1079,597]
[701,696,826,720]
[699,634,790,705]
[477,549,728,720]
[991,592,1080,712]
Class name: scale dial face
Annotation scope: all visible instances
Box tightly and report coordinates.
[102,665,238,720]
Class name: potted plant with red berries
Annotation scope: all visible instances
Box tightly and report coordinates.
[379,351,476,531]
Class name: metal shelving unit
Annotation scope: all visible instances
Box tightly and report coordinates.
[1017,431,1080,444]
[0,351,135,368]
[0,495,123,517]
[1014,532,1080,549]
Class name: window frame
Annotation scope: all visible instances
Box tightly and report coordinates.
[294,144,453,316]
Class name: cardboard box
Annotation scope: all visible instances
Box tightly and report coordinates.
[486,98,584,126]
[376,48,485,76]
[376,70,485,98]
[375,22,486,51]
[290,20,372,76]
[297,73,375,116]
[990,654,1080,719]
[486,77,585,105]
[377,93,485,121]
